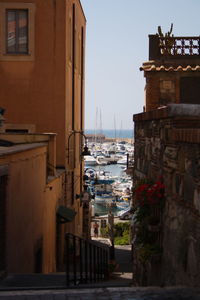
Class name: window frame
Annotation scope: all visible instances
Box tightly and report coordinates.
[0,2,35,61]
[6,8,29,55]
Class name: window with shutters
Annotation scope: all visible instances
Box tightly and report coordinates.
[0,3,35,61]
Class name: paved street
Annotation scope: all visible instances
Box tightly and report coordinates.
[0,287,200,299]
[91,237,133,285]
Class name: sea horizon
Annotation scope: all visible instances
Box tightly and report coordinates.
[85,128,134,139]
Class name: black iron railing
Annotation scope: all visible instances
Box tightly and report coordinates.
[65,233,109,286]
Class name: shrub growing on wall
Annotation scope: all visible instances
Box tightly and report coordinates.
[100,222,131,245]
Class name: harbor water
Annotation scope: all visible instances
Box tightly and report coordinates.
[85,129,134,139]
[89,163,126,177]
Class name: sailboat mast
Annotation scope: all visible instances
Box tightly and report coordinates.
[114,115,116,141]
[100,108,103,145]
[95,107,98,144]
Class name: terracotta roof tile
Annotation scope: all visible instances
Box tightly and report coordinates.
[140,65,200,72]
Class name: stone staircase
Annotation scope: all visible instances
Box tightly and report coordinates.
[1,243,199,299]
[0,286,200,299]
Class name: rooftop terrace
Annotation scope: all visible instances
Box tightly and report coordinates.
[149,34,200,61]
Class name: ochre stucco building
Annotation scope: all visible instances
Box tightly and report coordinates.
[0,0,88,240]
[0,132,67,274]
[0,0,90,275]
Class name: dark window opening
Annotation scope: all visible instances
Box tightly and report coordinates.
[6,9,28,54]
[180,77,200,104]
[5,129,29,133]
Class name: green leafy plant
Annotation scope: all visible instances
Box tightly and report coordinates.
[100,222,130,244]
[137,244,162,263]
[114,222,130,237]
[114,222,130,245]
[100,225,109,238]
[114,233,130,245]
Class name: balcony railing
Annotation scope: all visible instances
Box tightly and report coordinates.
[149,35,200,60]
[65,233,109,286]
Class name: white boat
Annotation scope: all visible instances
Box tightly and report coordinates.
[84,155,98,166]
[117,156,127,165]
[113,182,132,193]
[96,155,108,165]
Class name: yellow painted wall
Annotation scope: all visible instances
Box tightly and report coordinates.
[43,174,65,273]
[0,145,64,273]
[0,0,86,168]
[0,0,87,239]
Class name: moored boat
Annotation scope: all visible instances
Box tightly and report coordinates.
[117,156,128,165]
[95,193,117,206]
[96,155,108,165]
[84,155,98,166]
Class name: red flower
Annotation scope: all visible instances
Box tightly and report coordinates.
[135,179,164,207]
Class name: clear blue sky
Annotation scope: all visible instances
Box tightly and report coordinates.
[81,0,200,130]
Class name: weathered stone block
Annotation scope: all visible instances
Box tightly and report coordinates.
[194,189,200,213]
[183,173,195,203]
[164,146,178,160]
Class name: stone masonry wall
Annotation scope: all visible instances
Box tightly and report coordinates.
[133,104,200,286]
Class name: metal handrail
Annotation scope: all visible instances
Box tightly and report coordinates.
[65,233,109,286]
